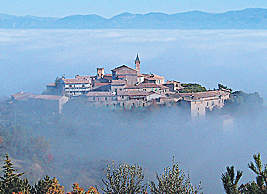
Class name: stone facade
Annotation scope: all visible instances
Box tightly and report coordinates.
[41,54,231,116]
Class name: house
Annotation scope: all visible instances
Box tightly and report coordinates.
[111,80,127,93]
[45,76,92,97]
[111,65,138,85]
[86,91,116,104]
[178,90,230,117]
[164,80,183,92]
[11,92,69,114]
[60,78,92,96]
[143,73,165,84]
[126,83,170,94]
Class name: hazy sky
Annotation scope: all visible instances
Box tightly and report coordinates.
[1,0,267,18]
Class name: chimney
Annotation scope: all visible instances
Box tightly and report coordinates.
[97,68,105,78]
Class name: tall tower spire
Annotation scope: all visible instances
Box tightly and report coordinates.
[135,53,141,75]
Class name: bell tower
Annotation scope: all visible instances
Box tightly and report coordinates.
[135,53,141,75]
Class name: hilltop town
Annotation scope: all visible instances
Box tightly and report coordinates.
[11,54,230,117]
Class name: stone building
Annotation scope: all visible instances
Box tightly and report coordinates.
[11,92,69,114]
[111,65,138,85]
[178,90,230,117]
[164,80,183,92]
[41,53,231,115]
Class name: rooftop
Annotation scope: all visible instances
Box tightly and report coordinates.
[63,78,91,84]
[86,92,115,97]
[111,65,137,72]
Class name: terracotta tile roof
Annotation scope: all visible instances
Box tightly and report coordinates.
[127,83,160,89]
[178,91,229,99]
[158,84,170,90]
[11,93,66,101]
[94,83,110,86]
[63,78,91,84]
[111,65,137,72]
[105,74,112,76]
[111,80,126,85]
[145,77,156,81]
[75,75,92,80]
[11,92,32,100]
[46,83,56,87]
[144,73,165,79]
[31,95,64,100]
[117,91,149,97]
[117,75,126,79]
[86,92,115,97]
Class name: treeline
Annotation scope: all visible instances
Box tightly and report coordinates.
[2,152,267,193]
[0,154,201,194]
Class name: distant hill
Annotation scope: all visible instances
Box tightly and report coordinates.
[1,8,267,29]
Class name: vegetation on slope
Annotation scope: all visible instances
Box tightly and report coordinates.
[180,83,207,93]
[0,154,201,194]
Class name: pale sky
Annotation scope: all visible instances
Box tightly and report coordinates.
[1,0,267,18]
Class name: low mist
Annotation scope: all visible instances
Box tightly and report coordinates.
[1,29,267,193]
[1,29,267,101]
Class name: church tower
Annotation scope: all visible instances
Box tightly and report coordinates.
[135,53,141,75]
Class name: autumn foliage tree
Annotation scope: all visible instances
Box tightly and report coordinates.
[70,183,100,194]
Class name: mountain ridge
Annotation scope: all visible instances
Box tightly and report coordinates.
[1,8,267,29]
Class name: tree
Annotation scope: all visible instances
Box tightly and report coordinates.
[102,162,147,194]
[180,83,207,93]
[149,159,202,194]
[0,154,31,194]
[221,166,243,194]
[32,175,64,194]
[70,183,100,194]
[246,153,267,193]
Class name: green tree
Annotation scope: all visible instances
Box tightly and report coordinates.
[180,83,207,93]
[218,84,232,92]
[221,166,243,194]
[149,159,202,194]
[0,154,31,194]
[102,162,147,194]
[32,175,64,194]
[246,153,267,193]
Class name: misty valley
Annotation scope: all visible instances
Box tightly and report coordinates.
[1,29,267,193]
[0,88,266,193]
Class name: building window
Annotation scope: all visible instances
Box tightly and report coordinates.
[93,97,95,100]
[105,97,107,100]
